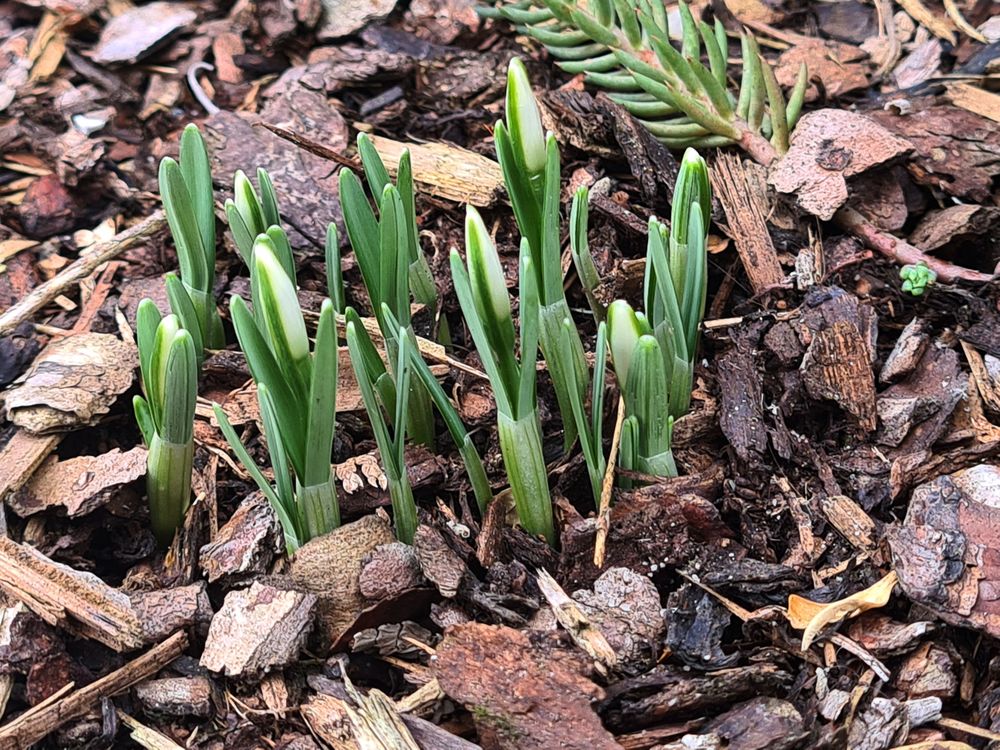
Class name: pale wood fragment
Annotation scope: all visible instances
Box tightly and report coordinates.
[947,83,1000,124]
[536,569,617,670]
[710,153,785,293]
[370,135,504,208]
[0,536,145,650]
[116,710,186,750]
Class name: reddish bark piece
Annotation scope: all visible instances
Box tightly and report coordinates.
[0,605,64,675]
[26,650,87,706]
[17,175,78,239]
[434,623,619,750]
[90,2,196,64]
[869,105,1000,203]
[200,582,315,677]
[775,40,870,101]
[8,446,146,518]
[890,465,1000,638]
[769,110,911,220]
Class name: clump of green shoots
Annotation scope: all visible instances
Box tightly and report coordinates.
[497,58,589,451]
[345,310,419,543]
[214,219,340,553]
[502,60,611,508]
[607,148,710,481]
[339,134,439,449]
[158,125,225,358]
[224,167,283,265]
[134,302,198,547]
[452,207,553,543]
[337,136,493,519]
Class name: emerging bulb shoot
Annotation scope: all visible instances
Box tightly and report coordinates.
[670,148,710,246]
[506,58,547,176]
[254,240,309,362]
[465,206,511,332]
[608,300,643,388]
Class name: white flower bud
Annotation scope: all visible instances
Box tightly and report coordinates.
[254,241,309,362]
[506,58,546,176]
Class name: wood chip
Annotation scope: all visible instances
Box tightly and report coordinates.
[710,153,784,293]
[880,318,928,384]
[8,445,146,518]
[801,320,877,432]
[434,623,619,749]
[370,135,504,208]
[0,536,145,650]
[289,514,395,647]
[3,332,137,433]
[198,492,284,585]
[200,582,316,677]
[134,676,217,718]
[890,465,1000,639]
[0,430,61,501]
[769,110,911,220]
[90,2,196,64]
[819,495,877,551]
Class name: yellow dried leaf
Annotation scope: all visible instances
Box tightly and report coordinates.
[787,571,897,650]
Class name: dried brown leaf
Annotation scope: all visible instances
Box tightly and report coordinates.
[787,571,898,650]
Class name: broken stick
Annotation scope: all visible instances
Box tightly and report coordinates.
[0,210,166,337]
[0,631,188,749]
